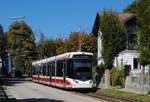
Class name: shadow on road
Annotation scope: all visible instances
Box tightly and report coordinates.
[67,87,98,93]
[1,78,31,86]
[2,98,64,102]
[16,98,64,102]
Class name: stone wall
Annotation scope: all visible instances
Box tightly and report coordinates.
[125,66,150,94]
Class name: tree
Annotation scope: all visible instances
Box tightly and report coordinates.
[124,0,150,94]
[67,32,82,52]
[100,11,126,88]
[44,39,57,57]
[136,0,150,94]
[137,0,150,66]
[0,24,7,76]
[38,32,46,58]
[55,32,87,54]
[55,38,66,55]
[65,32,97,53]
[0,24,4,57]
[123,0,137,13]
[7,21,36,77]
[39,32,97,60]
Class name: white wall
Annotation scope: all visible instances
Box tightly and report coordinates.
[114,50,139,69]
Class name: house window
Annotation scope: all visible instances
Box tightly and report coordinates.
[133,58,138,69]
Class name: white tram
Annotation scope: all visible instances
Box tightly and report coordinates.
[32,52,93,89]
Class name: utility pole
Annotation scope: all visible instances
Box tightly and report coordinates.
[78,25,82,52]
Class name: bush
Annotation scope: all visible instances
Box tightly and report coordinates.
[110,67,118,86]
[116,67,125,87]
[110,66,125,87]
[92,64,105,86]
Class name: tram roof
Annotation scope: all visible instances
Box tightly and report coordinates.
[32,52,93,65]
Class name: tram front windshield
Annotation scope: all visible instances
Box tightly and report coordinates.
[73,58,92,80]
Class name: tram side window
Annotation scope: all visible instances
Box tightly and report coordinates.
[47,62,50,76]
[32,65,36,75]
[42,63,46,76]
[67,59,73,77]
[56,60,63,76]
[39,65,42,75]
[37,65,40,75]
[52,61,55,76]
[36,65,39,75]
[34,66,37,75]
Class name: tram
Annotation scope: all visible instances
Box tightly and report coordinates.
[32,52,93,89]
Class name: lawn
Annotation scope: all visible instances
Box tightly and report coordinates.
[96,88,150,102]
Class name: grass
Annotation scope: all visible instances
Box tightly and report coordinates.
[96,88,150,102]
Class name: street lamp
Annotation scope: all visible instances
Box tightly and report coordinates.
[9,16,25,20]
[9,16,25,23]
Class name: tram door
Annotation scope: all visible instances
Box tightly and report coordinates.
[63,61,67,88]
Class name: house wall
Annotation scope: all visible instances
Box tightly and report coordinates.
[94,13,150,93]
[114,50,139,70]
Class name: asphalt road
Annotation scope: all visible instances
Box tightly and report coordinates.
[4,80,107,102]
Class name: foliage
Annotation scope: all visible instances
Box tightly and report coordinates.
[97,89,150,102]
[0,24,4,57]
[123,0,137,13]
[110,67,118,86]
[92,65,97,83]
[92,64,105,85]
[116,67,125,87]
[7,21,36,76]
[100,11,126,69]
[124,0,150,66]
[41,32,97,59]
[136,0,150,66]
[44,39,57,57]
[110,66,125,87]
[38,32,47,58]
[0,25,7,57]
[0,25,8,76]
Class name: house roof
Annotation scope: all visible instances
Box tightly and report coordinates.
[118,13,135,22]
[92,12,136,36]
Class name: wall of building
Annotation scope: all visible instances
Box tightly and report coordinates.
[114,50,139,69]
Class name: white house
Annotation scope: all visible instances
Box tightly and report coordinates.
[92,12,150,94]
[92,12,139,71]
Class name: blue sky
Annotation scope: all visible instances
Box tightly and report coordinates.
[0,0,134,40]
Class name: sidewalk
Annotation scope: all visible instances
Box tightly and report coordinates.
[0,79,16,102]
[0,79,8,102]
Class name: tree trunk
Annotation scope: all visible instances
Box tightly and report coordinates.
[140,65,145,95]
[105,69,110,88]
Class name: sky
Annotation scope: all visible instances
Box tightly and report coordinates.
[0,0,134,40]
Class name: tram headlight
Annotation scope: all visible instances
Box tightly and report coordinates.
[75,80,79,83]
[89,80,93,83]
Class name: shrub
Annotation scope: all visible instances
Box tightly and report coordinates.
[92,64,105,84]
[110,66,125,87]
